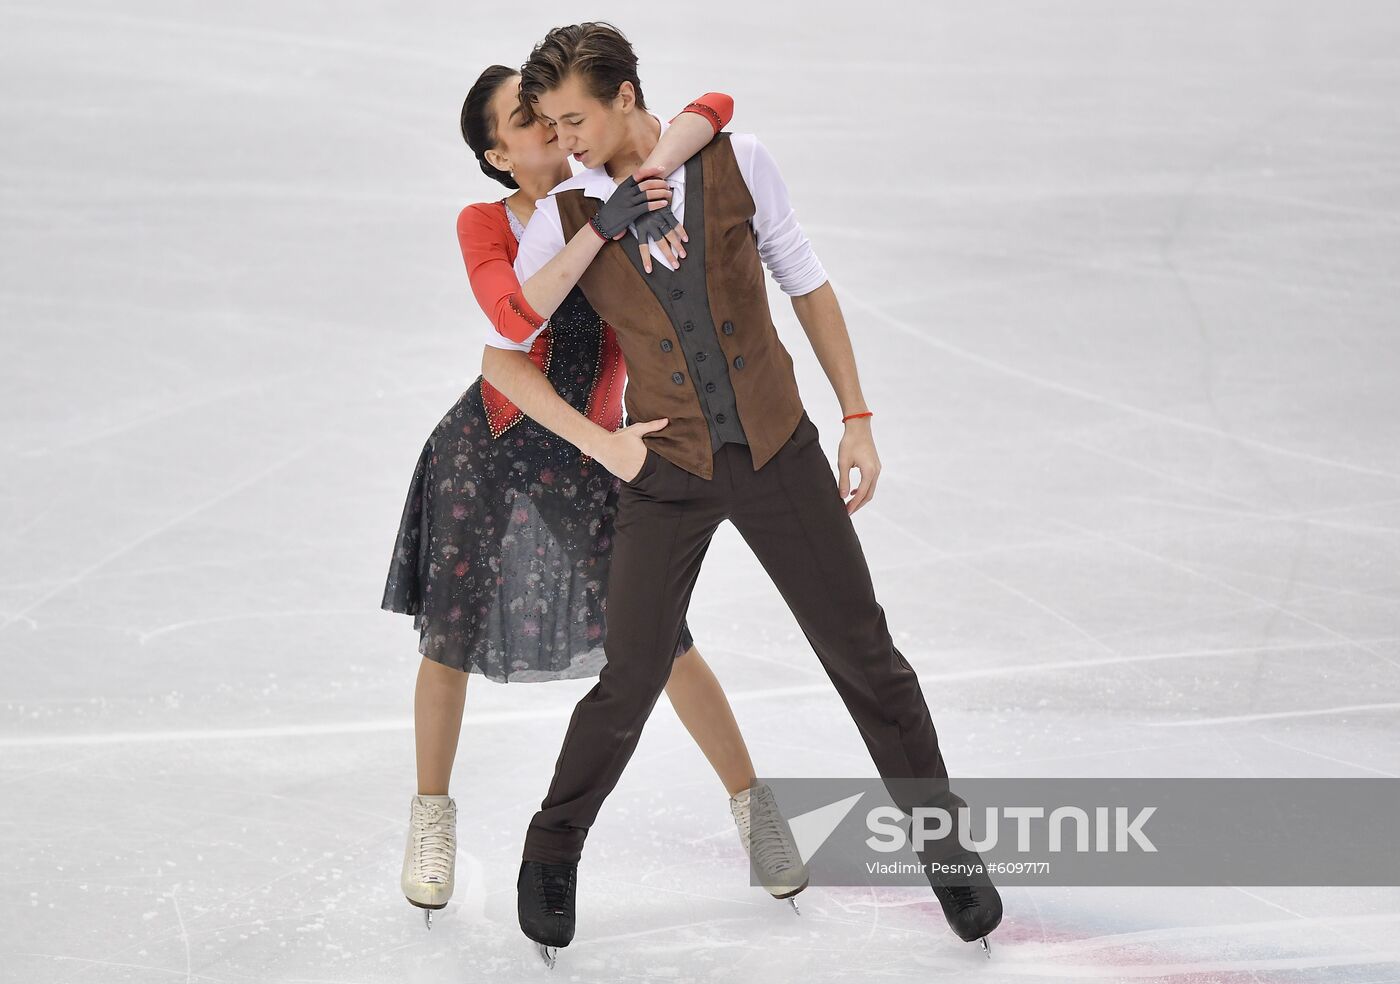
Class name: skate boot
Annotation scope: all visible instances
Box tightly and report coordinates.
[730,782,810,914]
[401,793,456,929]
[922,846,1002,958]
[518,859,576,969]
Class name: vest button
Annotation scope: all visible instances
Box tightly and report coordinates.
[660,339,673,352]
[683,321,695,332]
[705,382,716,393]
[695,351,706,362]
[722,321,734,335]
[671,371,685,384]
[670,288,684,300]
[733,355,745,370]
[716,413,727,424]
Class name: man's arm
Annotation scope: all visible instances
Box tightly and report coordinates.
[789,282,879,513]
[736,133,878,512]
[789,282,870,425]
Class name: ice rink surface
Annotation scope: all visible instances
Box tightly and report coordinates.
[3,1,1399,980]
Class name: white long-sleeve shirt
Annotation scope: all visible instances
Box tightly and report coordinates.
[487,117,827,352]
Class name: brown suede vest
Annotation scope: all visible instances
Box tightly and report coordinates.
[555,134,806,481]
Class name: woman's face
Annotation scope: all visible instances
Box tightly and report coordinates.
[487,75,565,181]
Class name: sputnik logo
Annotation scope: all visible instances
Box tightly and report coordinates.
[785,792,866,863]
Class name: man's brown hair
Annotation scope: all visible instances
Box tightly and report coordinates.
[518,21,647,121]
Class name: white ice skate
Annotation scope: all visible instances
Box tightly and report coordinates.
[730,783,809,914]
[401,793,457,929]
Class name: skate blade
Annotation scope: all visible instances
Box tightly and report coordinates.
[769,874,810,902]
[405,897,447,930]
[980,936,991,959]
[787,897,801,916]
[535,943,558,969]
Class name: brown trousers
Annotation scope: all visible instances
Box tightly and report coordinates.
[523,410,950,863]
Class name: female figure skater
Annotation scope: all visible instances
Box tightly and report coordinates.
[381,67,807,930]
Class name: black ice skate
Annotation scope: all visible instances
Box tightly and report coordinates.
[923,847,1003,958]
[517,859,577,969]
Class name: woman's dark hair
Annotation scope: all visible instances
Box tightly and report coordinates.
[460,64,521,190]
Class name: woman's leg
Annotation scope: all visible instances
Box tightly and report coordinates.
[663,644,756,796]
[414,656,469,794]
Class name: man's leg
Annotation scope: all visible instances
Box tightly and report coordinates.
[727,413,950,796]
[523,452,726,863]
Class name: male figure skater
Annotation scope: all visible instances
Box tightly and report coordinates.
[491,21,1003,963]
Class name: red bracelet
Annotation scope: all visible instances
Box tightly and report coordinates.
[842,410,873,423]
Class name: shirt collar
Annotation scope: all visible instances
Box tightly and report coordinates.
[548,114,683,200]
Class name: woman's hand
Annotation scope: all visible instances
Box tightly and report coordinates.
[591,174,673,240]
[601,417,670,482]
[631,164,688,274]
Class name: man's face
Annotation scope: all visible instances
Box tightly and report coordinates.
[532,73,628,169]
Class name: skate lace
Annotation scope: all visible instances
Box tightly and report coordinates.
[945,882,979,912]
[738,786,800,875]
[411,801,456,883]
[932,850,981,913]
[536,863,575,915]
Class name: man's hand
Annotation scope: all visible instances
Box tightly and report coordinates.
[837,417,880,514]
[598,416,670,482]
[630,164,688,275]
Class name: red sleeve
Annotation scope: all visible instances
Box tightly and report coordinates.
[670,91,734,134]
[456,203,546,343]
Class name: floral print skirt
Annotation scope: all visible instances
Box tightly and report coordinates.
[381,374,695,683]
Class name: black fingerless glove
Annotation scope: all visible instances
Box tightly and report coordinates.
[590,175,661,240]
[632,205,679,248]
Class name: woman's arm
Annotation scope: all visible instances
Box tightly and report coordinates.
[624,93,734,273]
[458,204,553,345]
[480,347,611,457]
[644,92,734,175]
[479,346,661,483]
[515,91,737,297]
[460,93,737,344]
